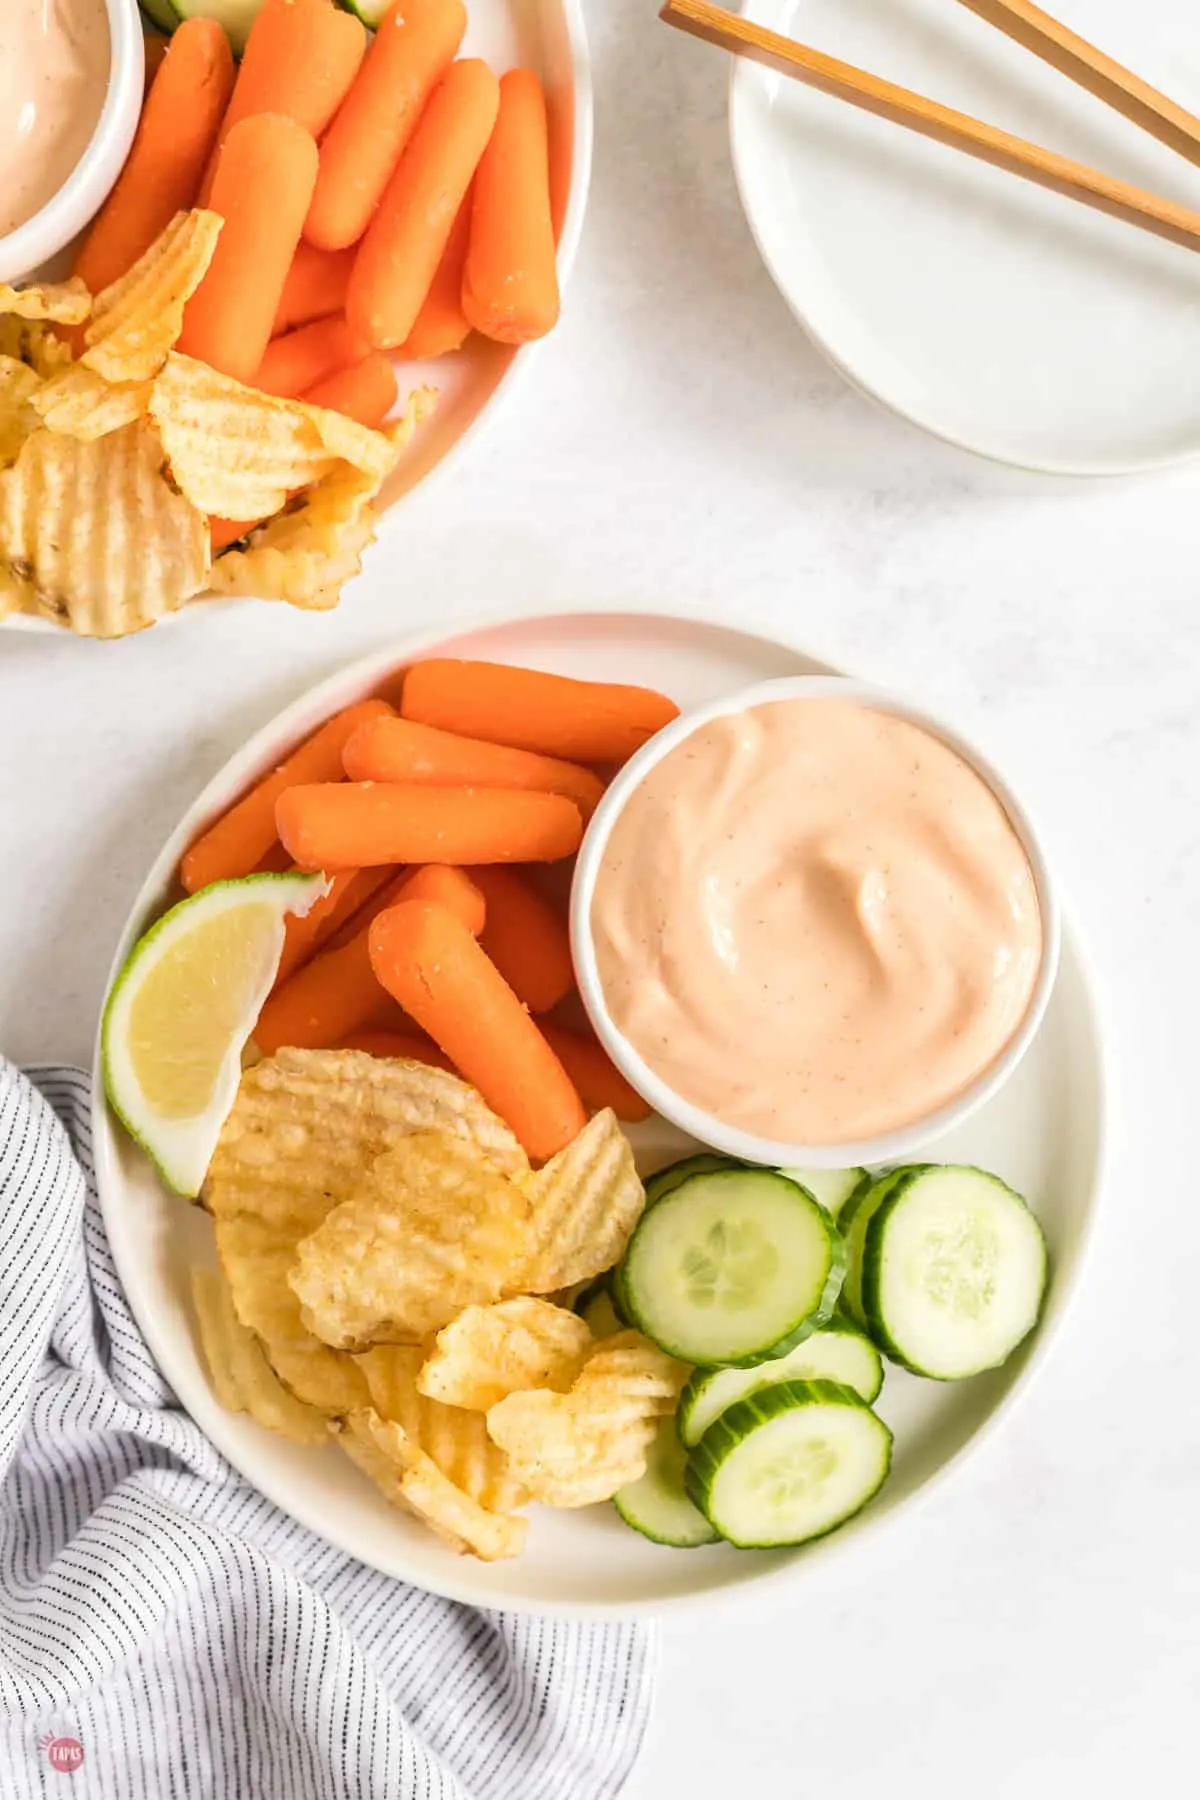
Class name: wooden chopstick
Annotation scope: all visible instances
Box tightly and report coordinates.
[660,0,1200,255]
[954,0,1200,169]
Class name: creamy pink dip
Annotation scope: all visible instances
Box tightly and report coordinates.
[1,0,111,241]
[591,698,1043,1145]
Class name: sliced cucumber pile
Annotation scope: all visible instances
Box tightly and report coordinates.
[614,1418,719,1547]
[857,1166,1047,1380]
[778,1166,868,1219]
[678,1321,883,1446]
[686,1380,893,1550]
[619,1169,845,1366]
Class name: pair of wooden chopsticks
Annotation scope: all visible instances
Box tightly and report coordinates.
[660,0,1200,254]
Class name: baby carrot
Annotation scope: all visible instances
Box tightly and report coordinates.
[254,315,370,398]
[538,1023,652,1123]
[273,864,393,986]
[347,60,500,351]
[395,864,486,935]
[369,900,587,1159]
[180,697,392,893]
[255,868,409,1052]
[301,352,398,428]
[305,0,467,253]
[179,114,320,385]
[200,0,366,202]
[341,714,605,818]
[397,191,472,361]
[273,243,355,334]
[400,661,680,765]
[462,70,560,345]
[73,19,235,295]
[276,784,583,871]
[338,1029,454,1070]
[472,867,574,1014]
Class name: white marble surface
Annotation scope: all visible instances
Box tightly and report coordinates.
[2,1,1197,1793]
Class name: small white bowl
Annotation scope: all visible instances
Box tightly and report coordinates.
[0,0,143,286]
[571,675,1062,1172]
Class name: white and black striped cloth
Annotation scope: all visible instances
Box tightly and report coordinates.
[0,1061,655,1798]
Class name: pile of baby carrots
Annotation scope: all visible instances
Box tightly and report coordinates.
[75,0,560,459]
[180,661,680,1161]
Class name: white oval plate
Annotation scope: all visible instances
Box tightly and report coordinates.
[6,0,591,635]
[730,0,1200,473]
[92,605,1106,1616]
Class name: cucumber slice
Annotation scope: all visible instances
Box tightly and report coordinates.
[139,0,182,32]
[779,1166,868,1219]
[619,1170,845,1366]
[173,0,266,52]
[686,1379,892,1548]
[614,1418,719,1547]
[839,1166,928,1327]
[678,1322,883,1446]
[644,1152,740,1207]
[861,1166,1048,1380]
[581,1285,623,1340]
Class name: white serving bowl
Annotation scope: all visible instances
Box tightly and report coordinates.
[571,674,1062,1171]
[0,0,143,285]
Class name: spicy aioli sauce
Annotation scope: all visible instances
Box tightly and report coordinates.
[591,698,1043,1145]
[1,0,111,241]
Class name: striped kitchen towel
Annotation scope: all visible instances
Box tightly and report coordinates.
[0,1060,655,1799]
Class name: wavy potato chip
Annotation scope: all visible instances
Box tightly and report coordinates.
[0,357,41,465]
[84,209,221,381]
[521,1110,646,1293]
[419,1298,593,1413]
[290,1132,535,1349]
[208,466,379,612]
[205,1049,527,1235]
[0,422,209,636]
[337,1408,527,1561]
[150,353,398,520]
[358,1345,527,1512]
[0,317,74,376]
[32,364,152,441]
[213,1213,370,1415]
[485,1332,688,1508]
[0,277,90,325]
[191,1265,327,1443]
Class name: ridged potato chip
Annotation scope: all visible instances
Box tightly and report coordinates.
[419,1298,593,1413]
[0,357,41,465]
[208,466,379,612]
[485,1332,689,1508]
[358,1345,527,1512]
[84,209,221,382]
[337,1408,527,1561]
[0,422,209,636]
[191,1265,327,1443]
[213,1212,370,1416]
[205,1049,527,1235]
[290,1132,535,1349]
[521,1110,646,1293]
[150,353,398,520]
[0,318,73,376]
[32,364,152,441]
[0,277,90,325]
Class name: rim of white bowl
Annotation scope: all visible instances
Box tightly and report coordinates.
[570,673,1063,1170]
[0,0,143,286]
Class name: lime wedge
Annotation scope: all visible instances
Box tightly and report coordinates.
[102,871,327,1197]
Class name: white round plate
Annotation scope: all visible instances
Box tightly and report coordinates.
[5,0,591,635]
[93,606,1106,1615]
[730,0,1200,472]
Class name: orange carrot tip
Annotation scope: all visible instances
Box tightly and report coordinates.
[463,69,560,346]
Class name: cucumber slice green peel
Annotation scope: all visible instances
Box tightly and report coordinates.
[643,1152,741,1207]
[778,1166,868,1219]
[614,1417,718,1547]
[686,1379,893,1549]
[618,1170,846,1367]
[860,1165,1048,1380]
[678,1321,883,1446]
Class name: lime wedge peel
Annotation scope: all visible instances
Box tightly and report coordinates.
[102,871,328,1198]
